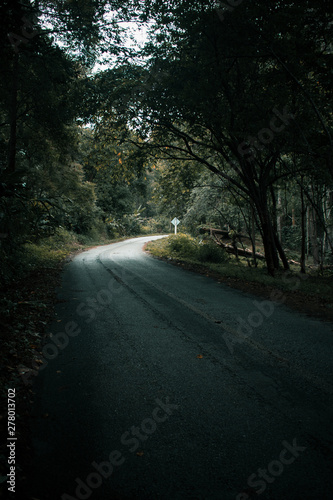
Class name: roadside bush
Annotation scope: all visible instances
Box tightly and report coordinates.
[76,221,109,244]
[106,218,122,239]
[197,241,228,263]
[167,234,198,257]
[166,234,228,263]
[47,227,78,248]
[122,213,142,235]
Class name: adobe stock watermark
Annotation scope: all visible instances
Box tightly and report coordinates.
[215,0,245,22]
[8,14,40,53]
[237,106,295,162]
[223,271,308,354]
[61,397,179,500]
[18,266,129,385]
[236,438,306,499]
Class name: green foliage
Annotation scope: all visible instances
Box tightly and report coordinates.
[24,228,80,267]
[0,228,73,284]
[79,126,163,237]
[121,213,142,236]
[167,233,198,257]
[166,233,228,263]
[282,226,302,252]
[196,241,228,264]
[151,160,202,219]
[105,212,167,239]
[140,216,170,234]
[42,227,78,248]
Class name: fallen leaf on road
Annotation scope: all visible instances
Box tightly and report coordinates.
[196,354,203,359]
[136,451,144,456]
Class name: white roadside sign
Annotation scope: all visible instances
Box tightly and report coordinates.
[171,217,180,234]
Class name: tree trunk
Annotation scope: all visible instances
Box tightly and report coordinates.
[270,187,289,268]
[270,185,278,235]
[274,233,290,270]
[321,232,326,272]
[322,189,333,258]
[292,206,296,227]
[306,206,310,257]
[277,189,283,243]
[251,205,257,268]
[8,53,19,173]
[309,206,320,265]
[328,191,333,244]
[300,180,306,273]
[252,187,280,276]
[258,209,279,275]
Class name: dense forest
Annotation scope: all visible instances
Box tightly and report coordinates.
[0,0,332,278]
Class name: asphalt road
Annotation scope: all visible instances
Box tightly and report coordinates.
[26,236,333,500]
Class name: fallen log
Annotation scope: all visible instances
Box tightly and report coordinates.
[215,239,266,260]
[199,226,249,240]
[210,236,265,260]
[199,226,265,260]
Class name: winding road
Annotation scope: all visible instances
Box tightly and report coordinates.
[27,236,333,500]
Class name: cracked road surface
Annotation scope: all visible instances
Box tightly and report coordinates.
[27,236,333,499]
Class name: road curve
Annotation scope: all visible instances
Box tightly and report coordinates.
[26,236,333,500]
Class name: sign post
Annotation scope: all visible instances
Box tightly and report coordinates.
[171,217,180,234]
